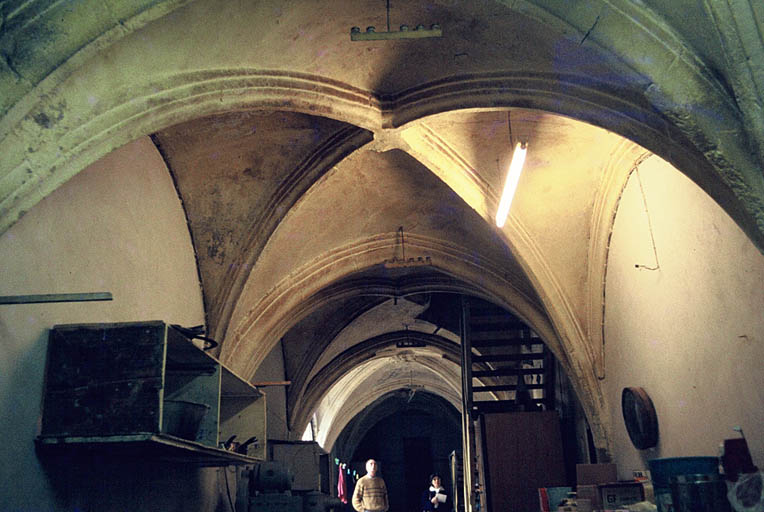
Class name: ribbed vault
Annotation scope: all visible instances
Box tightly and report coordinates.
[315,352,463,451]
[2,0,763,465]
[293,330,461,436]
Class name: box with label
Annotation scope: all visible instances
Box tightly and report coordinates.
[577,463,618,485]
[598,482,644,508]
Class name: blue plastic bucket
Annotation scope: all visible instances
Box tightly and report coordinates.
[648,457,720,512]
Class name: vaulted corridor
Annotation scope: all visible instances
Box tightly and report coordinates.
[1,1,763,510]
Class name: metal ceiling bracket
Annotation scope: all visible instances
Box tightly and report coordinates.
[351,1,441,41]
[351,25,442,41]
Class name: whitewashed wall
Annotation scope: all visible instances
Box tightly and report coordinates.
[0,137,210,510]
[604,155,764,478]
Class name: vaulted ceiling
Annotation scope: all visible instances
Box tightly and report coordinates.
[2,0,763,456]
[150,105,640,450]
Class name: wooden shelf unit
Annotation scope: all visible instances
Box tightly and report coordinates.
[36,321,266,465]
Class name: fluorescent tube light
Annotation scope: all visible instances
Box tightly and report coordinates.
[495,142,527,228]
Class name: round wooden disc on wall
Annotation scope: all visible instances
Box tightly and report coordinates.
[621,387,659,449]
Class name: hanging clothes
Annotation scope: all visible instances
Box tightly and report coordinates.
[338,464,348,504]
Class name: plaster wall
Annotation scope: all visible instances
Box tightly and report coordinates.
[0,137,213,510]
[604,155,764,478]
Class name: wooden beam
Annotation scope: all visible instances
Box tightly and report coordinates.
[250,381,291,387]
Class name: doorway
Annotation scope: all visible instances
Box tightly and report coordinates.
[404,437,433,512]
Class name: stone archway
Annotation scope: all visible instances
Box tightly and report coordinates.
[220,231,612,457]
[2,0,762,248]
[3,0,763,468]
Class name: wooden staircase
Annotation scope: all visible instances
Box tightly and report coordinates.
[457,296,559,512]
[449,450,465,512]
[461,297,555,418]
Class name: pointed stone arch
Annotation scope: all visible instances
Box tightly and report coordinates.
[220,231,612,456]
[289,320,461,435]
[2,0,761,247]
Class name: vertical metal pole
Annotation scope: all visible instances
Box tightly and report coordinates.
[460,296,474,512]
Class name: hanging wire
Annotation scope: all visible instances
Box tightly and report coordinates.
[634,169,660,271]
[223,467,236,511]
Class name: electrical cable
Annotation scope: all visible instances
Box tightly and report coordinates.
[634,168,660,271]
[223,466,236,512]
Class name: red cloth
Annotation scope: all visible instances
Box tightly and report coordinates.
[338,465,348,504]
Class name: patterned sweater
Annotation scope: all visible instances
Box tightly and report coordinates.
[352,475,389,512]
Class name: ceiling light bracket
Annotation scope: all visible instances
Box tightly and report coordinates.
[351,1,441,41]
[384,226,432,268]
[351,24,442,41]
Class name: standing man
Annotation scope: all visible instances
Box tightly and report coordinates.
[352,459,389,512]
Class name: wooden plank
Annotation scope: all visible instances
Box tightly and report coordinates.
[472,398,545,412]
[472,383,545,392]
[471,335,542,346]
[469,315,527,329]
[481,412,566,512]
[0,292,112,304]
[472,367,545,378]
[35,433,260,465]
[472,353,545,363]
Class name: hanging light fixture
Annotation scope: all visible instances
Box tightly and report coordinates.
[350,0,441,41]
[495,141,527,228]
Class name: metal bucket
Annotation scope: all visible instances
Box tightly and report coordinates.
[649,457,720,512]
[670,474,731,512]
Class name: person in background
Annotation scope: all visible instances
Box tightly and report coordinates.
[352,459,389,512]
[421,473,448,512]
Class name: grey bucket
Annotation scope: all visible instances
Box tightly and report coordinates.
[670,473,731,512]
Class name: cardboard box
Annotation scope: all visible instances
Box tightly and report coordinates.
[598,482,645,508]
[577,463,618,485]
[539,486,572,511]
[577,484,602,510]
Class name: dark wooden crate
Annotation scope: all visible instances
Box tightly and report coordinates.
[41,322,167,437]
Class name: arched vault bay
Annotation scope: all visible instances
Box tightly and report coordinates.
[312,346,462,452]
[218,123,647,458]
